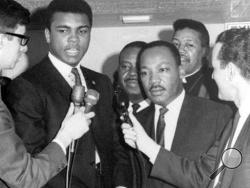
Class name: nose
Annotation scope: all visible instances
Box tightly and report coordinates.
[178,44,186,53]
[150,71,161,85]
[128,67,137,76]
[68,31,79,43]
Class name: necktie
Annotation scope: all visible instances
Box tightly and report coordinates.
[71,67,82,86]
[156,107,168,146]
[132,103,140,115]
[214,111,240,188]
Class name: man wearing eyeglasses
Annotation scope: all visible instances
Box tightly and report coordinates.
[0,0,94,188]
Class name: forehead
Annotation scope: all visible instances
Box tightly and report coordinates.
[120,47,141,59]
[140,46,177,67]
[50,12,90,27]
[173,28,201,43]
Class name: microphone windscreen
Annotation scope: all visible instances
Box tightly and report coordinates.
[71,85,85,105]
[84,89,99,107]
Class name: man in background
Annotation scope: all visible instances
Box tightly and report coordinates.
[0,0,93,187]
[172,19,218,100]
[115,41,150,113]
[6,0,129,187]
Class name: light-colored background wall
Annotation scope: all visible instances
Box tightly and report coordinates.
[4,23,226,81]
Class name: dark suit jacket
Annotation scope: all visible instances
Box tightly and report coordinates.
[133,95,232,188]
[5,56,123,188]
[151,112,250,188]
[184,66,217,99]
[0,97,66,188]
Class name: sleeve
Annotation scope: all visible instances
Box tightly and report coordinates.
[0,100,67,188]
[150,124,232,188]
[5,77,47,154]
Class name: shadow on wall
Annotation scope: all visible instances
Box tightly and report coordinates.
[158,29,174,42]
[102,53,119,83]
[26,7,49,67]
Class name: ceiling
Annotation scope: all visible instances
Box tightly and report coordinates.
[15,0,250,29]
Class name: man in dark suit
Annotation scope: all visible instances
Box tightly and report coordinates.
[0,0,94,187]
[172,19,218,100]
[5,0,129,187]
[123,29,250,188]
[120,40,232,188]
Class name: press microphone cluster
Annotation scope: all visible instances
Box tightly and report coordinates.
[70,85,100,152]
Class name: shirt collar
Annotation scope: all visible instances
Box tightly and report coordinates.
[238,96,250,118]
[48,52,81,77]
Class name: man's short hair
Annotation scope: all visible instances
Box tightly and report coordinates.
[216,28,250,80]
[139,40,181,67]
[173,19,210,48]
[119,41,147,63]
[0,0,30,30]
[45,0,93,29]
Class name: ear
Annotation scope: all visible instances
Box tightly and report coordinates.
[227,62,238,81]
[44,28,51,43]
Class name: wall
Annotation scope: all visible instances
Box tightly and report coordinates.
[24,23,225,82]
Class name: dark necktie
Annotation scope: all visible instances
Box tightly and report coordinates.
[71,67,82,86]
[214,111,240,188]
[156,107,168,147]
[132,103,140,115]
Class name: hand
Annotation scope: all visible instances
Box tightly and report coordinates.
[55,103,95,148]
[122,112,158,157]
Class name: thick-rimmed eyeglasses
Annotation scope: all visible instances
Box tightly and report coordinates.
[1,31,30,46]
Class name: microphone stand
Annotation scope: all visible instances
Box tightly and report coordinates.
[66,85,85,188]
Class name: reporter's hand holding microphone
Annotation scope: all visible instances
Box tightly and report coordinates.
[121,111,160,162]
[54,102,95,151]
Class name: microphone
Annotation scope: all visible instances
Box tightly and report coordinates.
[84,89,100,113]
[114,86,132,125]
[71,85,85,113]
[70,85,85,153]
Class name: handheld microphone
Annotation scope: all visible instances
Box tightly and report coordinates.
[114,86,132,125]
[84,89,100,113]
[70,85,85,153]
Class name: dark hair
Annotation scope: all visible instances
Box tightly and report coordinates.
[216,28,250,79]
[0,0,30,30]
[119,41,147,62]
[173,19,210,48]
[45,0,93,29]
[139,40,181,67]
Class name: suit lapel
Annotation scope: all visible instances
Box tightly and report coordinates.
[135,103,155,139]
[171,95,192,152]
[43,58,72,102]
[221,115,250,188]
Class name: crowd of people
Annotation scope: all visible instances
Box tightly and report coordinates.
[0,0,250,188]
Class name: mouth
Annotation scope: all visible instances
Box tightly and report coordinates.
[149,86,165,96]
[65,48,80,56]
[125,78,138,86]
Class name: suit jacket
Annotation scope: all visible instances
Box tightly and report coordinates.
[150,112,250,188]
[0,97,66,188]
[133,95,232,188]
[5,56,122,188]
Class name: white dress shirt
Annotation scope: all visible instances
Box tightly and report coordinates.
[128,99,150,113]
[150,90,185,163]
